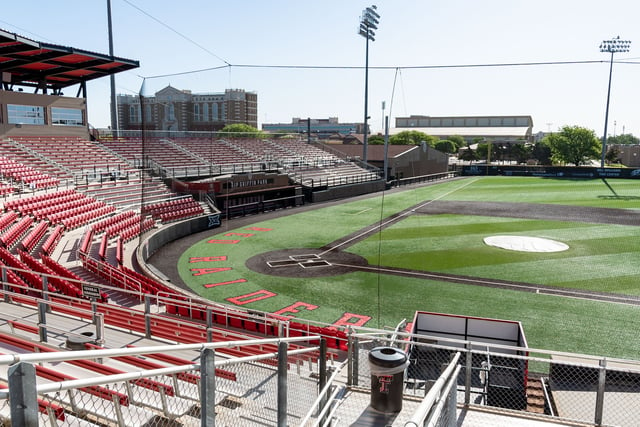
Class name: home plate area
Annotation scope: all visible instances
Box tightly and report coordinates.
[268,254,331,269]
[246,248,368,278]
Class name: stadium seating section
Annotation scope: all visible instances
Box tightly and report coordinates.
[0,132,363,390]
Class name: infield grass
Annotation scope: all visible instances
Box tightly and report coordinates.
[178,176,640,358]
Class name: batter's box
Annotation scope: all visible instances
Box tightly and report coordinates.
[300,260,331,268]
[268,260,300,268]
[290,254,320,261]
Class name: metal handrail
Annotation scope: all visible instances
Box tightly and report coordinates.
[404,352,461,427]
[298,360,348,426]
[351,329,640,371]
[0,337,321,399]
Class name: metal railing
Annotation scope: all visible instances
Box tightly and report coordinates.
[0,337,325,427]
[405,352,461,427]
[344,331,640,427]
[392,171,458,187]
[2,270,640,426]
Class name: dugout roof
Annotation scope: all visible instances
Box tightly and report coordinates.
[0,28,139,93]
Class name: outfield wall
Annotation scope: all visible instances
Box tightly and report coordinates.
[462,165,640,179]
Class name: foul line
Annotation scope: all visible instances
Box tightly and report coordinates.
[319,177,479,256]
[332,262,640,307]
[350,208,373,215]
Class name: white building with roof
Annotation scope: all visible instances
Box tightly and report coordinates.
[393,115,534,143]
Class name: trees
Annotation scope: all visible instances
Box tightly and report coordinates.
[476,142,489,159]
[220,124,265,138]
[367,135,385,145]
[542,126,601,166]
[458,147,479,163]
[607,133,640,145]
[605,146,621,165]
[509,143,532,164]
[434,139,457,154]
[448,135,466,151]
[389,130,439,146]
[531,142,552,165]
[476,142,500,162]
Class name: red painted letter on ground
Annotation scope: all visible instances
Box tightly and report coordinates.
[332,312,371,328]
[224,232,255,238]
[190,267,232,276]
[227,290,277,306]
[189,256,228,263]
[273,302,319,317]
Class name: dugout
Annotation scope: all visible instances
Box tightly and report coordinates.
[407,311,529,410]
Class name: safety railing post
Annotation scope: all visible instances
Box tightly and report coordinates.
[595,358,607,426]
[277,341,289,427]
[465,341,472,405]
[94,312,105,346]
[37,301,48,343]
[41,276,50,308]
[144,295,152,338]
[319,338,328,423]
[200,348,216,427]
[8,362,38,427]
[2,266,10,302]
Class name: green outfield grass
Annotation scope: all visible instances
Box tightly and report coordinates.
[177,177,640,358]
[350,214,640,294]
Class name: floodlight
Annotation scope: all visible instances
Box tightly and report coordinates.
[599,36,632,167]
[357,5,381,163]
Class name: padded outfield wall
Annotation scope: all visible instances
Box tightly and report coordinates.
[462,165,640,178]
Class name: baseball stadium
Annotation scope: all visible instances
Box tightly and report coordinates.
[0,26,639,427]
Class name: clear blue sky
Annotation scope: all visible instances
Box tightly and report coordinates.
[3,0,640,136]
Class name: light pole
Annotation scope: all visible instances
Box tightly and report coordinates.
[599,36,631,167]
[107,0,118,137]
[358,5,380,164]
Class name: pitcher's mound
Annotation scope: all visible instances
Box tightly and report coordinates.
[484,235,569,253]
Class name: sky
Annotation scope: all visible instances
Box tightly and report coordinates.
[2,0,640,136]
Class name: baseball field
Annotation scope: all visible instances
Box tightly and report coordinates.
[167,176,640,359]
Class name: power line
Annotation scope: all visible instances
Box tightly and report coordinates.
[0,20,53,42]
[232,59,606,70]
[139,58,615,80]
[121,0,230,66]
[142,65,229,80]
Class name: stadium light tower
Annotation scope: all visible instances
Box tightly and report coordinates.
[599,36,631,167]
[358,5,380,164]
[107,0,118,137]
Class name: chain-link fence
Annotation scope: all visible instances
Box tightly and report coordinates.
[3,327,640,426]
[336,332,640,427]
[0,338,325,427]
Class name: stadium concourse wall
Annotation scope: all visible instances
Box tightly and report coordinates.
[134,212,350,350]
[307,179,386,203]
[461,165,640,178]
[136,213,222,279]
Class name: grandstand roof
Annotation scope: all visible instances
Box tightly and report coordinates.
[0,28,139,91]
[390,126,532,138]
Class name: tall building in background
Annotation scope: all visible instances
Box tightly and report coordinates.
[116,86,257,132]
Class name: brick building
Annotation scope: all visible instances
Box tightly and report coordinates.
[116,86,257,133]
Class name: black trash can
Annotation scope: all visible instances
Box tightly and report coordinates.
[368,346,408,413]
